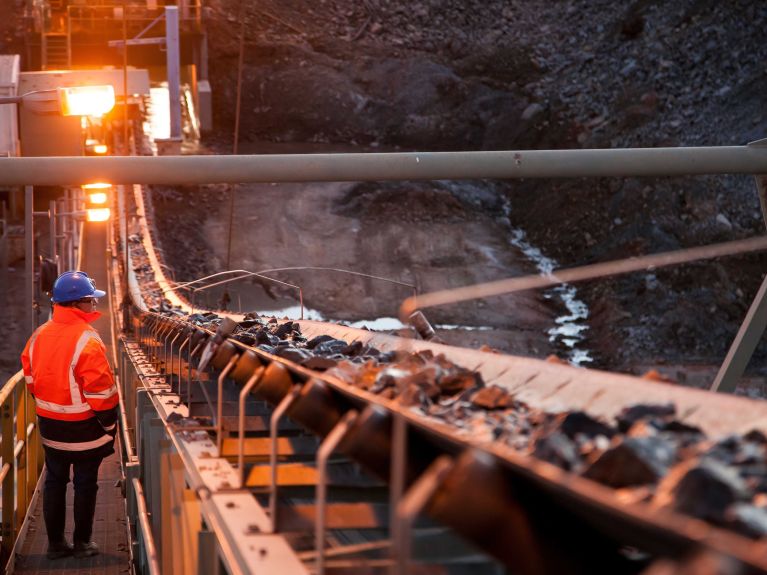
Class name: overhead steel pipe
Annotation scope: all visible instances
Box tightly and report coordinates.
[1,146,767,186]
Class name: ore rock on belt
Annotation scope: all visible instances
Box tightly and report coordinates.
[616,403,676,432]
[532,432,580,471]
[470,386,512,409]
[725,503,767,539]
[557,410,616,440]
[657,458,751,523]
[151,308,767,541]
[582,436,677,488]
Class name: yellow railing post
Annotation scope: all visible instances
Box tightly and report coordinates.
[1,393,15,563]
[0,372,42,568]
[14,383,26,531]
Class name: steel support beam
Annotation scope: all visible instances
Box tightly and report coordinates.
[0,146,767,186]
[165,6,182,141]
[712,173,767,393]
[24,185,34,335]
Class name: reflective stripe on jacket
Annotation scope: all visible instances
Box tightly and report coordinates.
[21,306,118,424]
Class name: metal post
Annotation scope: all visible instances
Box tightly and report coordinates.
[215,356,239,451]
[237,368,265,487]
[176,336,190,396]
[268,386,301,533]
[49,200,56,269]
[1,400,15,562]
[389,412,407,574]
[711,274,767,392]
[165,6,182,141]
[712,173,767,393]
[394,456,454,574]
[122,0,129,156]
[197,530,220,575]
[24,185,34,334]
[316,411,358,575]
[188,342,202,407]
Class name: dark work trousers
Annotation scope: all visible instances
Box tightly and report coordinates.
[43,447,104,544]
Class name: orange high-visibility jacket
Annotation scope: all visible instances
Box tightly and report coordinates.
[21,306,118,422]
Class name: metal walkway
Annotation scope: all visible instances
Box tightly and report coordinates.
[12,223,131,574]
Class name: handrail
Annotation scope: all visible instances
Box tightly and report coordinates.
[190,271,304,317]
[0,370,42,568]
[257,266,417,298]
[132,478,161,575]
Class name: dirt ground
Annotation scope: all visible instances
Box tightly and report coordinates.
[156,0,767,383]
[149,171,558,359]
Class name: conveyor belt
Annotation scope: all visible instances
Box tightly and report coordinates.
[125,181,767,574]
[135,311,767,574]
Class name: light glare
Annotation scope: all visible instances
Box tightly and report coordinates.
[86,208,110,222]
[82,182,112,190]
[59,85,115,117]
[89,192,108,204]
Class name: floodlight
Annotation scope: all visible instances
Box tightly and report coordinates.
[58,85,116,117]
[86,208,111,222]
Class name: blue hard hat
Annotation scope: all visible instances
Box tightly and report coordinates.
[51,271,106,303]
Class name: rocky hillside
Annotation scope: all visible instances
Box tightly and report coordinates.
[201,0,767,375]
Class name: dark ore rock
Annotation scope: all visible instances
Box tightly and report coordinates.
[233,333,256,346]
[744,430,767,444]
[360,345,380,357]
[532,432,579,471]
[659,420,703,435]
[275,347,312,363]
[306,334,336,349]
[705,436,755,466]
[617,403,676,432]
[273,321,295,339]
[559,411,616,440]
[664,459,750,523]
[301,356,339,371]
[314,339,350,355]
[254,329,274,345]
[583,436,676,488]
[341,341,364,357]
[726,503,767,539]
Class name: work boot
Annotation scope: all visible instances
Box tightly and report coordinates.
[46,540,73,560]
[73,540,99,558]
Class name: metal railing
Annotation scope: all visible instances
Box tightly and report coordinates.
[0,371,43,569]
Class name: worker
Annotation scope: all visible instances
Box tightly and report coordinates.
[21,271,118,560]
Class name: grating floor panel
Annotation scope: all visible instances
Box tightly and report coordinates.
[13,452,131,574]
